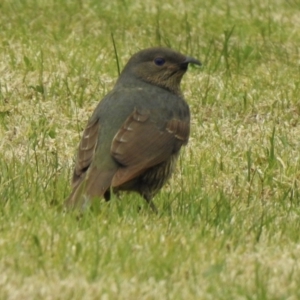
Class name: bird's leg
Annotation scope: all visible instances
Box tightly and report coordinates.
[104,190,111,201]
[143,193,158,214]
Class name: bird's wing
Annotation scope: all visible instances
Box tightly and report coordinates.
[111,107,189,187]
[71,117,100,188]
[66,116,117,209]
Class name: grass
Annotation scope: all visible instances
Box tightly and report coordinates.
[1,0,300,298]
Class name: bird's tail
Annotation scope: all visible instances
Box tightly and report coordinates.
[65,168,116,210]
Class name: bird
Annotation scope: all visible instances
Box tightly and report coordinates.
[65,47,201,212]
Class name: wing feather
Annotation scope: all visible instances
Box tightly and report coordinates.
[111,108,189,186]
[72,117,100,187]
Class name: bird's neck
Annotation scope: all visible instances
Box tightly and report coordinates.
[116,73,183,97]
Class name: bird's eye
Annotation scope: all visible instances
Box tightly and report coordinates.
[154,57,166,66]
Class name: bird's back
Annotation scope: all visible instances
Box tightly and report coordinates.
[94,81,190,160]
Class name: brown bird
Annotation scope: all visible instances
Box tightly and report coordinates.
[65,47,201,211]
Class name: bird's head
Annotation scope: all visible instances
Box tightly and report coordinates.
[118,47,201,95]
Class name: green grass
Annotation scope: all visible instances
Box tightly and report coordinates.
[1,0,300,298]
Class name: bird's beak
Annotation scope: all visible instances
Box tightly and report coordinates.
[180,56,201,70]
[182,56,202,66]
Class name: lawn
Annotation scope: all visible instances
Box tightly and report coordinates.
[1,0,300,299]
